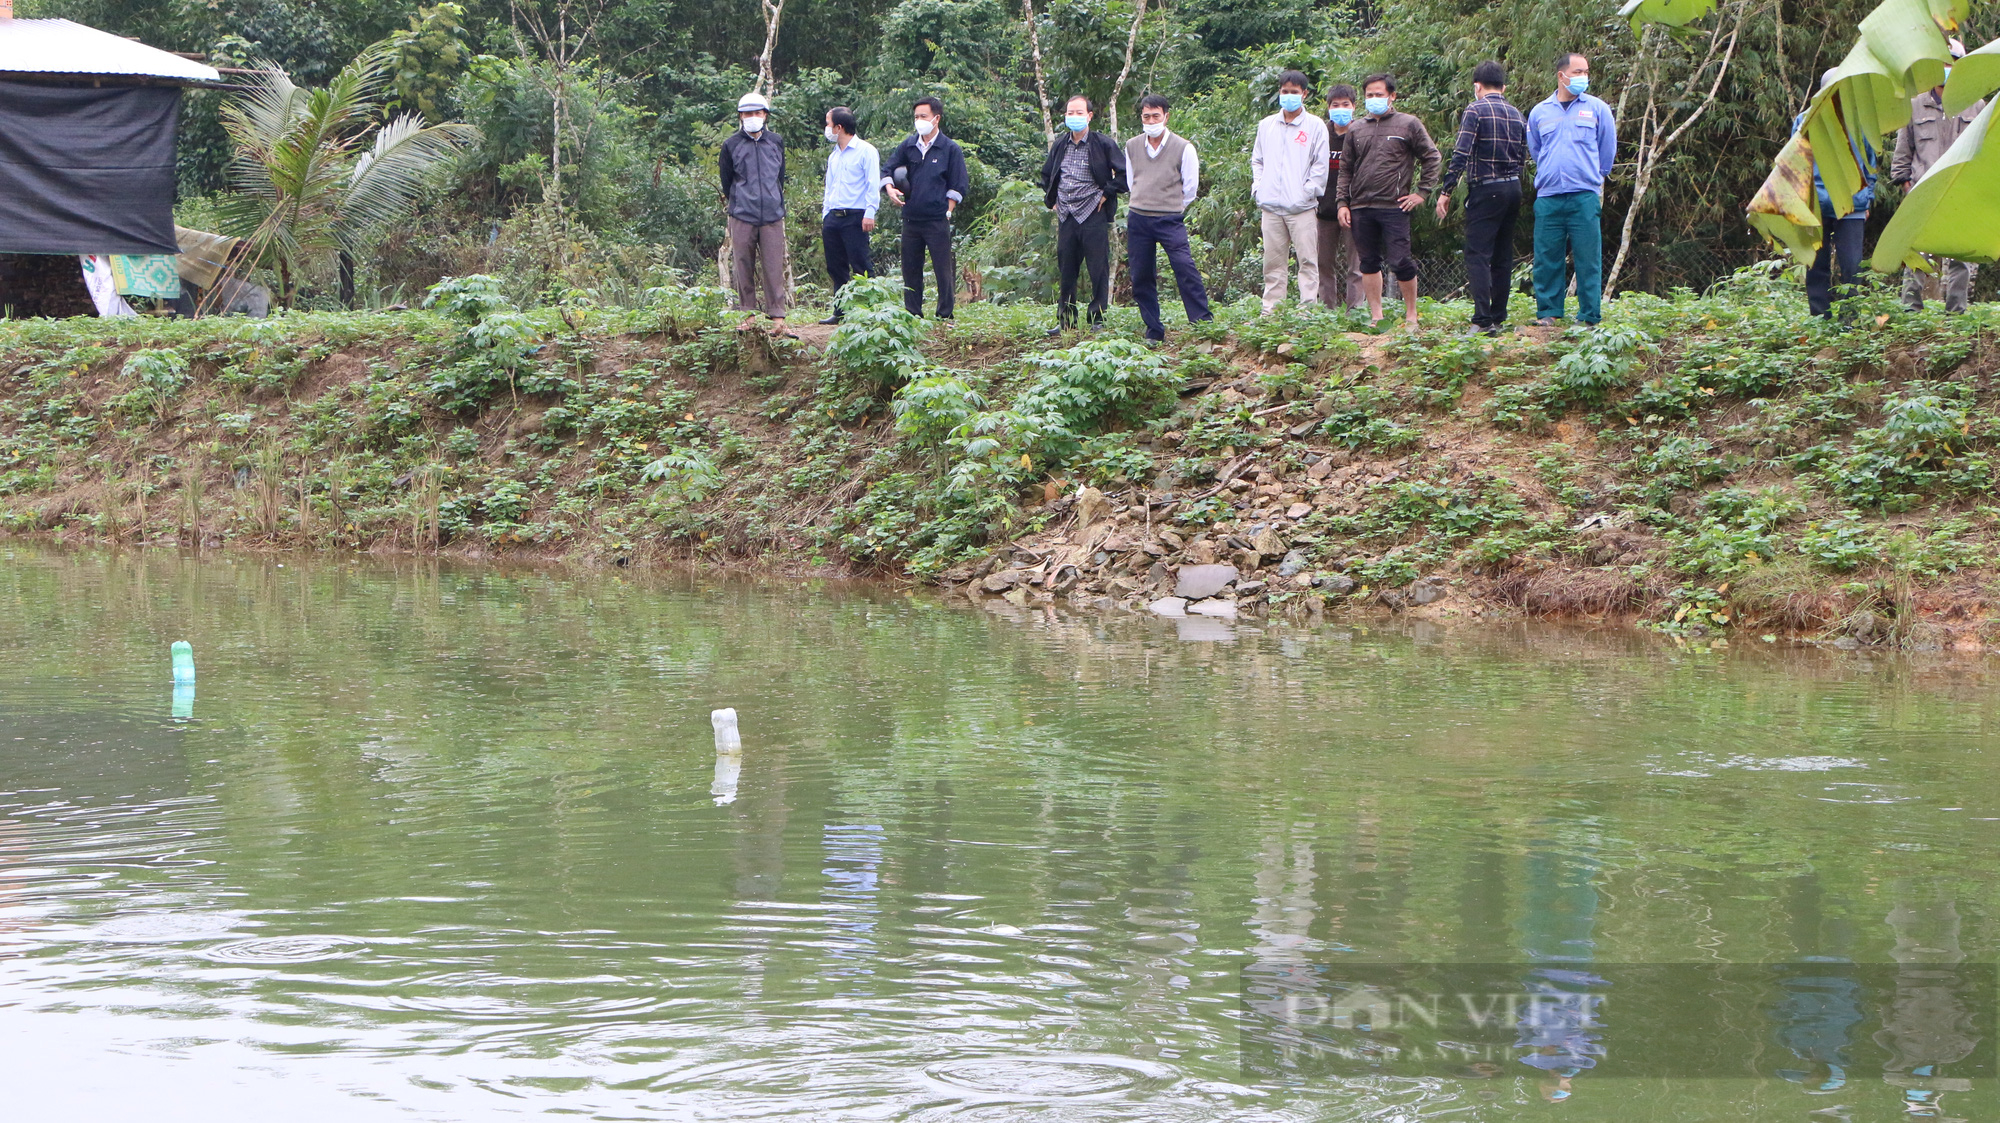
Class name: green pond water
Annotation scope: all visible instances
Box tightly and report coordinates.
[2,546,1998,1121]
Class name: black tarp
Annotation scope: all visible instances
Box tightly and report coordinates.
[0,81,181,255]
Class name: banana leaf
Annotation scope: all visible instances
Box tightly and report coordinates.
[1944,34,2000,114]
[1782,0,1961,221]
[1746,132,1825,261]
[1871,99,2000,269]
[1856,0,1954,92]
[1616,0,1715,31]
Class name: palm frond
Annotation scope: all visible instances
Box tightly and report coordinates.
[339,114,479,245]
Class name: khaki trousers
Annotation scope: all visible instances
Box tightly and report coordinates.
[727,216,788,318]
[1316,215,1365,310]
[1260,209,1320,312]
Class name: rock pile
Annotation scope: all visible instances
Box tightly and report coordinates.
[939,453,1450,616]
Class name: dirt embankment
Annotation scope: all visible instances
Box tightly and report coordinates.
[2,302,1998,653]
[930,325,2000,654]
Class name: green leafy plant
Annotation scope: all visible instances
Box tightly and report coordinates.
[113,350,193,421]
[1799,518,1881,571]
[826,275,926,391]
[1810,392,1985,510]
[1016,338,1178,432]
[1318,386,1420,451]
[642,447,723,501]
[892,374,986,450]
[1547,325,1651,407]
[1649,583,1733,635]
[425,274,515,322]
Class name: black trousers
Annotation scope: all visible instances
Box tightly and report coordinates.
[1127,210,1213,341]
[1462,179,1521,329]
[1351,207,1417,282]
[900,216,954,318]
[1057,208,1112,328]
[822,209,873,309]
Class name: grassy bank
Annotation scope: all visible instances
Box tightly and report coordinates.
[1,270,1997,650]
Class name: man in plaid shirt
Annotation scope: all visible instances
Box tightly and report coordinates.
[1435,61,1527,335]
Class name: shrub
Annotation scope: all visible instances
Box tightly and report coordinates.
[1799,519,1880,571]
[425,274,515,323]
[114,349,192,420]
[1234,303,1361,367]
[642,446,723,501]
[629,283,732,337]
[1017,338,1178,432]
[1812,392,1984,510]
[892,374,986,449]
[826,275,926,391]
[1318,386,1420,451]
[1547,324,1650,407]
[1076,434,1155,486]
[483,479,533,523]
[1390,332,1487,407]
[1383,477,1525,539]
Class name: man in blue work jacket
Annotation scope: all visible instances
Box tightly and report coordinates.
[1526,52,1616,326]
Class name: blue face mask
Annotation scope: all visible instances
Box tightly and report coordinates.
[1566,74,1590,96]
[1065,114,1089,133]
[1278,92,1303,113]
[1327,106,1353,127]
[1364,96,1390,117]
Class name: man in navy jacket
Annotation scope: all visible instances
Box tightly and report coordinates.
[882,96,971,318]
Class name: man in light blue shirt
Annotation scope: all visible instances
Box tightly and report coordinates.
[1526,52,1616,325]
[820,106,880,323]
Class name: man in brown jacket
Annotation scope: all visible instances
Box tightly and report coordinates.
[1335,73,1441,329]
[1893,44,1984,313]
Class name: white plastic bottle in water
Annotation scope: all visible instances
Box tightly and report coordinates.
[711,708,742,753]
[710,708,743,805]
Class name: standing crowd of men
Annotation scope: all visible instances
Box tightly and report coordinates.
[714,49,1974,341]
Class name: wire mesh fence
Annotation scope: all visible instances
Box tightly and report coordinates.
[1410,240,1766,301]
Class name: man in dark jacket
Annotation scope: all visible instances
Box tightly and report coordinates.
[1335,73,1441,329]
[1317,84,1364,313]
[718,91,790,335]
[882,96,971,318]
[1040,94,1128,331]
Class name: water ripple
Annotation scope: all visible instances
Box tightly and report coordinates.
[200,935,366,964]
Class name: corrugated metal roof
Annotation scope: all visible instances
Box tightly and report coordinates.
[0,18,220,84]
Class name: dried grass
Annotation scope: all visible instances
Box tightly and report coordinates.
[1491,565,1644,616]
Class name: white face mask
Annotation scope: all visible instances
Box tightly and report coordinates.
[1142,121,1166,139]
[741,114,765,134]
[824,125,839,142]
[913,116,936,137]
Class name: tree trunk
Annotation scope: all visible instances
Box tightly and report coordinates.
[757,0,787,94]
[1022,0,1054,143]
[338,250,356,309]
[1108,0,1147,136]
[1606,5,1744,294]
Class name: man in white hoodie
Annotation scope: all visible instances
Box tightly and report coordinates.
[1251,70,1330,313]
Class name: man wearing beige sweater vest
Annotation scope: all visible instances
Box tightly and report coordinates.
[1124,95,1212,343]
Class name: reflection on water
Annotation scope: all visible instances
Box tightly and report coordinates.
[1,545,1998,1120]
